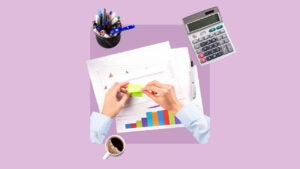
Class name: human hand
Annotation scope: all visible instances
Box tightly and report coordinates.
[102,82,130,118]
[142,81,183,114]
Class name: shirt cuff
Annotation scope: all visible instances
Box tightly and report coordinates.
[175,103,203,125]
[90,112,113,144]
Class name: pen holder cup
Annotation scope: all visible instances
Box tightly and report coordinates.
[96,33,121,48]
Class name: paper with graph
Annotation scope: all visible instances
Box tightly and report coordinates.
[87,41,203,133]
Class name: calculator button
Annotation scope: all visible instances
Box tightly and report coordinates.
[212,54,218,58]
[198,52,205,58]
[223,38,229,44]
[206,40,211,45]
[209,28,216,32]
[192,34,197,38]
[216,25,223,29]
[192,39,198,44]
[200,57,206,63]
[200,31,206,36]
[226,43,233,52]
[213,47,221,53]
[217,36,222,40]
[222,47,228,54]
[216,51,224,57]
[200,41,208,47]
[207,34,213,39]
[212,38,217,43]
[221,45,227,51]
[220,29,225,33]
[219,40,225,45]
[206,56,211,61]
[194,44,200,49]
[204,51,211,56]
[213,43,219,48]
[196,49,202,54]
[203,46,209,51]
[222,34,227,39]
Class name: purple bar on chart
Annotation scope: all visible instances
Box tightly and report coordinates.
[175,117,181,124]
[141,118,148,127]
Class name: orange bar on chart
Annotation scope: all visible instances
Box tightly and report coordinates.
[152,112,159,126]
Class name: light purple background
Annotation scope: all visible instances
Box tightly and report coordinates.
[0,0,299,168]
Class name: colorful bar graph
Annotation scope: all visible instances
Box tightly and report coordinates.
[136,120,142,128]
[169,112,175,125]
[131,123,136,128]
[141,118,147,127]
[163,110,169,125]
[175,117,181,124]
[124,110,181,129]
[146,112,153,126]
[157,111,164,126]
[125,124,131,129]
[152,112,158,126]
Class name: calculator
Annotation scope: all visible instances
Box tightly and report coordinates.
[183,7,236,65]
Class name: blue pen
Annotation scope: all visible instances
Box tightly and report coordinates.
[98,9,103,26]
[98,9,102,17]
[96,25,102,31]
[110,25,135,34]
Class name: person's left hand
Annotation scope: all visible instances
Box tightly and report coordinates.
[102,82,130,118]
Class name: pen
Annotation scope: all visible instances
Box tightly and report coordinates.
[191,61,196,99]
[148,105,160,109]
[111,16,120,25]
[95,15,100,25]
[98,9,102,18]
[96,25,102,31]
[93,28,101,36]
[110,12,116,20]
[110,24,135,35]
[102,33,110,38]
[93,21,97,29]
[98,9,102,26]
[102,8,106,28]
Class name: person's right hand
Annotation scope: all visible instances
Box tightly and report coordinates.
[142,81,183,114]
[102,82,130,118]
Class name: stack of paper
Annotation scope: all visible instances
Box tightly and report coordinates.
[86,41,203,133]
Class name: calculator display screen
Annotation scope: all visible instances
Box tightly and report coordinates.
[187,14,220,32]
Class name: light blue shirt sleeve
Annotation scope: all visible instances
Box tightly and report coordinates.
[175,103,210,144]
[90,112,113,144]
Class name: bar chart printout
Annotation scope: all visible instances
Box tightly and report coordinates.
[124,110,182,132]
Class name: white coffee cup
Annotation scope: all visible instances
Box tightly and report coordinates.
[102,135,126,160]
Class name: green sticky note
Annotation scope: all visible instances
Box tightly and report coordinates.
[131,92,143,97]
[127,84,143,93]
[127,84,143,97]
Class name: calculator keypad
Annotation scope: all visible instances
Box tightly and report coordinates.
[190,24,234,64]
